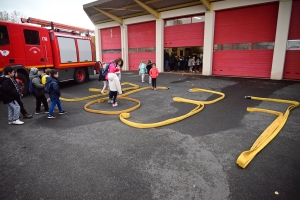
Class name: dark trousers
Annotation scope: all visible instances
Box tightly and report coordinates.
[16,98,27,116]
[109,91,118,104]
[34,94,49,112]
[152,78,157,88]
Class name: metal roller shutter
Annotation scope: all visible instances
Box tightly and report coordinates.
[100,27,122,63]
[213,3,279,78]
[283,0,300,80]
[164,22,204,47]
[128,21,156,71]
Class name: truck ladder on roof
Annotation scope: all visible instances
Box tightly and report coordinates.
[20,17,94,35]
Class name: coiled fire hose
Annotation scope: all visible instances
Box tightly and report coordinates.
[119,88,225,128]
[236,96,299,169]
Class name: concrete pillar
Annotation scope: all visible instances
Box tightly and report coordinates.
[94,28,102,62]
[121,24,129,71]
[271,0,293,80]
[156,18,164,73]
[202,11,215,76]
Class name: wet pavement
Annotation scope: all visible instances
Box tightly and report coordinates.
[1,72,299,200]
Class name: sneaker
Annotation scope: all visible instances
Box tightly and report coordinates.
[154,88,158,90]
[35,112,41,115]
[108,99,113,104]
[8,120,12,125]
[23,114,33,119]
[47,115,56,119]
[12,119,24,125]
[112,102,118,107]
[151,88,154,90]
[59,111,67,115]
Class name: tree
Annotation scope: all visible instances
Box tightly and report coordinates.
[0,10,27,23]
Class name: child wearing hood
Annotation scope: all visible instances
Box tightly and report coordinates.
[29,68,49,114]
[139,60,147,83]
[108,68,122,107]
[46,69,67,119]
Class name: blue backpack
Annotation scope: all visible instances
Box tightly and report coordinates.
[44,82,52,94]
[29,79,35,93]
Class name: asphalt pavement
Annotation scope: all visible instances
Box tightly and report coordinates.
[1,72,299,200]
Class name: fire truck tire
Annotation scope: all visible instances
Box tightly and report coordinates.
[16,72,29,96]
[74,68,86,84]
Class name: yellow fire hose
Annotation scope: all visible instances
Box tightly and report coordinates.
[119,88,225,128]
[236,96,299,168]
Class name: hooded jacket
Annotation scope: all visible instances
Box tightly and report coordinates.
[150,67,159,79]
[0,76,20,104]
[108,73,122,94]
[29,68,45,96]
[46,76,61,99]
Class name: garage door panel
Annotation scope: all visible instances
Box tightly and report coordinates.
[164,23,204,47]
[128,21,156,48]
[213,51,273,78]
[283,51,300,80]
[100,27,121,49]
[102,53,122,63]
[129,52,156,71]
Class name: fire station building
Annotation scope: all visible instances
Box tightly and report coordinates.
[83,0,300,80]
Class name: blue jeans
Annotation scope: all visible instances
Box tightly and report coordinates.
[109,91,118,104]
[164,60,169,72]
[49,98,63,115]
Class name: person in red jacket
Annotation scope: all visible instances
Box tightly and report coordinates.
[149,63,159,90]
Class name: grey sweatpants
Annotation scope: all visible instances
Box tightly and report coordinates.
[8,100,20,121]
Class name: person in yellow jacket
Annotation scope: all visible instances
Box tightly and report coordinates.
[41,68,51,84]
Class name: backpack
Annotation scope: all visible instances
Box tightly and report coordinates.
[29,79,35,93]
[102,61,115,76]
[44,82,52,94]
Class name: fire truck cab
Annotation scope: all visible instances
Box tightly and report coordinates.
[0,17,95,95]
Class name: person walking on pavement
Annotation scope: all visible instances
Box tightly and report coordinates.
[146,60,152,84]
[0,66,24,125]
[150,63,159,90]
[13,70,32,119]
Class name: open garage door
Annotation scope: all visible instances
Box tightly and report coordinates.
[283,0,300,80]
[164,15,204,48]
[213,3,279,78]
[100,27,122,63]
[128,21,156,70]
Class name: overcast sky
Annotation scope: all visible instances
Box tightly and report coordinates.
[0,0,95,29]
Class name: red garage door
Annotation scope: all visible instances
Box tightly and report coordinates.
[164,18,204,47]
[283,0,300,80]
[100,27,122,63]
[213,3,279,78]
[128,21,156,70]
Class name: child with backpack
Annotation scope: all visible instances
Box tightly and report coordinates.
[29,68,49,114]
[46,69,67,119]
[149,63,159,90]
[108,68,122,107]
[98,62,108,94]
[0,66,24,125]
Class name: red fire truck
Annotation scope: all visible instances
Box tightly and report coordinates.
[0,17,96,95]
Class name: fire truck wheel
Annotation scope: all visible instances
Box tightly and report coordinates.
[15,72,29,96]
[74,68,86,84]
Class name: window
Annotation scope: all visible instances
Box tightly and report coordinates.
[192,16,205,23]
[165,20,177,26]
[24,29,40,45]
[0,25,9,46]
[138,48,148,52]
[214,44,231,50]
[287,40,300,50]
[129,48,138,53]
[232,43,250,50]
[77,39,92,62]
[253,42,274,50]
[57,37,77,63]
[148,47,156,52]
[177,17,191,25]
